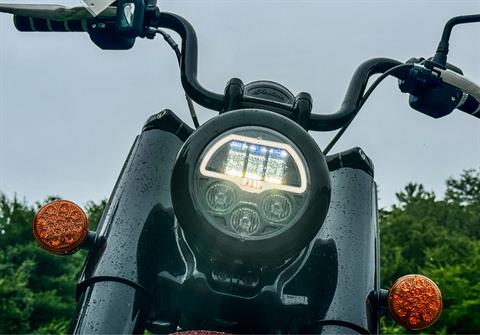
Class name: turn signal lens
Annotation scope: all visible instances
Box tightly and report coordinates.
[32,200,88,255]
[388,274,442,330]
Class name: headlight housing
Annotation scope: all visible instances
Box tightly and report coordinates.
[171,109,331,265]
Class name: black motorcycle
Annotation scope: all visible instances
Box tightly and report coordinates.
[1,1,480,334]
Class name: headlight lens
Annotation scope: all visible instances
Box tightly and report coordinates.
[193,127,308,241]
[199,128,307,194]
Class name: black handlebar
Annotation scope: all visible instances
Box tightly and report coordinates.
[309,58,404,130]
[152,12,410,131]
[12,11,478,129]
[153,12,225,111]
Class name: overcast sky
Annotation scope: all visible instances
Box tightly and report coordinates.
[1,0,479,209]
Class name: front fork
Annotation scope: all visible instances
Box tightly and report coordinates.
[69,110,188,334]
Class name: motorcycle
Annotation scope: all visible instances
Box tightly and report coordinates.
[1,1,480,334]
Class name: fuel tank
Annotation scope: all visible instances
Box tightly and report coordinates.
[70,111,380,335]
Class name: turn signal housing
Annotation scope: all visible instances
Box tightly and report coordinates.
[32,200,88,255]
[388,274,443,330]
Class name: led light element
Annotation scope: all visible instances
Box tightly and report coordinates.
[200,134,307,194]
[265,148,287,184]
[245,145,267,180]
[388,274,442,330]
[225,141,247,177]
[206,182,236,212]
[262,193,292,222]
[32,200,88,255]
[241,178,263,190]
[231,207,261,236]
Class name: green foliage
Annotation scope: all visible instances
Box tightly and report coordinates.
[84,199,108,231]
[380,170,480,334]
[0,194,106,334]
[0,250,34,334]
[34,318,70,335]
[1,170,479,334]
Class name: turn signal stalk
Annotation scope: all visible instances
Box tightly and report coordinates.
[32,200,91,255]
[387,274,443,330]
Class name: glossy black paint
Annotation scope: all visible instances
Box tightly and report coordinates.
[69,281,150,334]
[71,113,184,334]
[150,226,339,333]
[312,167,380,334]
[148,166,378,334]
[71,110,379,334]
[77,128,181,292]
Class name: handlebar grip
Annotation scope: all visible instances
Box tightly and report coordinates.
[457,94,480,118]
[14,15,88,32]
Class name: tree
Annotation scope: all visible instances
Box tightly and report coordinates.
[0,249,34,334]
[0,194,106,334]
[380,170,480,334]
[1,169,479,333]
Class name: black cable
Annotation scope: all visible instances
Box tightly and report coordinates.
[323,64,414,155]
[433,14,480,66]
[156,29,200,129]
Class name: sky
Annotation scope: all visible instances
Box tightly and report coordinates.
[0,0,479,209]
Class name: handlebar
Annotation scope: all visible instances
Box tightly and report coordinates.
[153,12,225,111]
[152,12,411,131]
[9,9,480,129]
[309,58,405,130]
[14,15,88,32]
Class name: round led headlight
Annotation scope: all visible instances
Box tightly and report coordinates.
[171,109,331,265]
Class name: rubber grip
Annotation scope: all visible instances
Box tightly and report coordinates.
[14,15,88,32]
[458,94,480,118]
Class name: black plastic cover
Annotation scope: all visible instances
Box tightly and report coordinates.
[326,147,374,177]
[143,109,194,141]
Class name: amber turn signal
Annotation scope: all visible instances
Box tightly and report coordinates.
[388,274,442,330]
[32,200,88,255]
